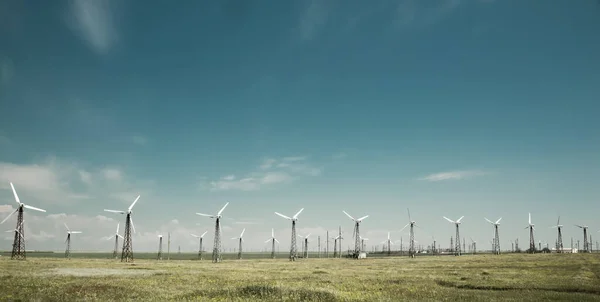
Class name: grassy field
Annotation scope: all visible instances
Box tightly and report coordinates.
[0,253,599,301]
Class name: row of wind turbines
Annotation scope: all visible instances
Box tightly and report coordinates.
[1,182,596,262]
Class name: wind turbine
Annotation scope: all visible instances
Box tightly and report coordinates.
[575,224,590,253]
[63,223,82,259]
[298,233,312,258]
[196,202,229,263]
[381,232,394,256]
[105,223,123,259]
[1,182,47,260]
[104,195,140,262]
[484,217,502,255]
[443,216,464,256]
[550,216,563,253]
[190,231,208,260]
[401,208,418,258]
[264,228,279,259]
[343,210,369,258]
[231,228,246,259]
[157,235,163,260]
[524,213,535,253]
[470,237,477,254]
[274,208,304,261]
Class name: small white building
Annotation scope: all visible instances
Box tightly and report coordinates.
[551,247,577,253]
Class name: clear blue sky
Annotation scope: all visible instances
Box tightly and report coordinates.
[0,0,599,252]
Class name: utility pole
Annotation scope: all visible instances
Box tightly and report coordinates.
[167,232,171,260]
[326,231,329,258]
[318,236,321,258]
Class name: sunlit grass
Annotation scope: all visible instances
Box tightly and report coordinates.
[0,253,599,301]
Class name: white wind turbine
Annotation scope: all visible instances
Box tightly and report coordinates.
[524,213,535,253]
[231,228,246,259]
[381,232,394,255]
[575,224,590,253]
[265,228,280,259]
[196,202,229,263]
[343,210,369,258]
[298,233,312,258]
[191,231,208,260]
[63,223,82,259]
[484,217,502,255]
[105,223,123,259]
[274,208,304,261]
[401,208,418,258]
[550,216,563,253]
[1,182,47,260]
[443,216,464,256]
[104,195,140,262]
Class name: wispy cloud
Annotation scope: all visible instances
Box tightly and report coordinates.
[299,0,331,41]
[395,0,462,29]
[0,157,154,206]
[132,135,147,146]
[66,0,118,55]
[418,170,488,182]
[205,156,321,192]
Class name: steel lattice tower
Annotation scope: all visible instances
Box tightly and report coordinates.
[529,226,535,253]
[271,238,276,259]
[65,233,71,259]
[212,218,222,263]
[198,237,203,260]
[353,222,361,257]
[450,236,453,253]
[333,237,338,258]
[387,240,391,256]
[113,235,119,259]
[494,225,500,255]
[121,213,134,262]
[303,237,309,258]
[11,207,26,260]
[338,226,342,258]
[455,224,461,256]
[583,227,589,253]
[237,238,243,260]
[557,226,563,253]
[409,223,415,258]
[290,220,297,261]
[157,236,163,260]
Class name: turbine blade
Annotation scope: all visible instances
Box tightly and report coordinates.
[274,212,291,220]
[24,204,46,212]
[1,209,18,224]
[528,213,531,225]
[343,210,355,221]
[10,182,21,205]
[275,238,280,244]
[191,234,199,238]
[407,208,412,221]
[71,231,82,234]
[240,228,245,238]
[104,209,125,214]
[443,216,454,223]
[388,232,390,240]
[196,212,213,217]
[130,217,136,234]
[557,216,560,226]
[400,223,410,232]
[217,202,229,216]
[357,215,369,222]
[306,233,311,238]
[265,238,271,243]
[105,236,113,240]
[118,234,124,239]
[495,217,502,224]
[64,223,70,232]
[271,228,274,238]
[293,208,304,219]
[457,216,464,223]
[575,224,583,228]
[116,223,120,234]
[128,195,141,212]
[201,231,208,238]
[484,218,493,224]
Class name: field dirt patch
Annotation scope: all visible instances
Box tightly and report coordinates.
[44,268,164,277]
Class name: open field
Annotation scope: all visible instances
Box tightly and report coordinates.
[1,254,600,301]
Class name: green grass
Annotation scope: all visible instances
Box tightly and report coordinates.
[0,253,599,301]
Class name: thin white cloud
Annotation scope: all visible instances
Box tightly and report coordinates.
[102,168,122,181]
[299,0,330,41]
[418,170,488,182]
[395,0,462,29]
[205,156,321,192]
[66,0,118,54]
[132,135,147,145]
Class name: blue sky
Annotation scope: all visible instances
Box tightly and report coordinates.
[0,0,599,253]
